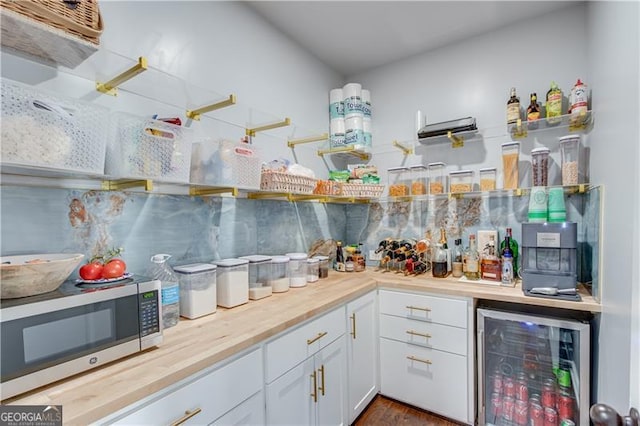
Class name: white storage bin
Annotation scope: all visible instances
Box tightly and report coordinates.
[174,263,217,319]
[211,258,249,308]
[1,78,108,175]
[106,113,193,183]
[191,139,262,189]
[239,255,273,300]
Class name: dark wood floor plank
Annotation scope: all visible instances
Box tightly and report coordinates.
[354,395,465,426]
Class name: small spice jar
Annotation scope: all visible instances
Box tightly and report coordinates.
[387,167,410,196]
[559,135,580,185]
[408,164,428,195]
[531,147,550,186]
[428,162,446,194]
[479,167,497,191]
[313,255,330,279]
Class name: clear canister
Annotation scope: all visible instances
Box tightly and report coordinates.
[313,255,329,279]
[559,135,580,185]
[211,258,249,308]
[408,164,428,195]
[239,255,273,300]
[174,263,217,319]
[449,170,474,193]
[479,167,497,191]
[502,142,520,190]
[428,162,446,194]
[307,258,319,283]
[387,166,409,196]
[285,252,308,288]
[531,147,550,186]
[269,255,289,293]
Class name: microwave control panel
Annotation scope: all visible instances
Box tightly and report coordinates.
[139,289,160,336]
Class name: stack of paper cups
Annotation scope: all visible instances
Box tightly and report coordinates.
[528,186,548,223]
[343,83,363,119]
[329,88,344,120]
[330,118,346,148]
[345,116,364,148]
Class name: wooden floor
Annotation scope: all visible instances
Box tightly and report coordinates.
[353,395,465,426]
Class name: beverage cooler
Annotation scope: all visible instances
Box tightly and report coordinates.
[477,307,591,426]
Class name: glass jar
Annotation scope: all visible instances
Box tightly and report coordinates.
[501,142,520,190]
[307,258,319,283]
[428,162,446,194]
[479,167,497,191]
[313,255,329,279]
[559,135,580,185]
[449,170,474,193]
[531,147,550,186]
[387,166,409,196]
[408,164,427,195]
[269,255,290,293]
[285,252,308,288]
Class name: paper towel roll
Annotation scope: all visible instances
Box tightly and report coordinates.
[362,89,371,119]
[343,82,362,119]
[345,116,364,147]
[363,118,372,148]
[330,118,346,148]
[329,88,344,120]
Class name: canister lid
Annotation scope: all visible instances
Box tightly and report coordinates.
[307,258,320,264]
[479,167,497,173]
[387,166,409,172]
[501,141,520,148]
[211,258,249,267]
[239,255,272,263]
[285,252,308,260]
[559,134,580,143]
[271,255,290,263]
[313,255,329,261]
[531,147,550,154]
[449,169,473,176]
[408,164,428,171]
[174,263,217,274]
[427,162,446,168]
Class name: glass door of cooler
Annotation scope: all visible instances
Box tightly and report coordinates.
[477,308,590,426]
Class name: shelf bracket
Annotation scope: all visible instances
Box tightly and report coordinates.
[186,95,237,121]
[288,194,325,202]
[392,140,413,155]
[247,192,289,200]
[447,131,465,148]
[317,145,371,161]
[287,133,329,148]
[511,119,528,139]
[96,57,148,96]
[101,179,153,191]
[189,186,238,197]
[246,118,291,137]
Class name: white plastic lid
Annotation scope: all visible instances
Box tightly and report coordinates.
[211,258,249,268]
[387,166,409,173]
[313,255,329,261]
[559,134,580,143]
[174,263,217,274]
[501,141,520,148]
[449,169,473,176]
[239,255,272,263]
[531,147,550,154]
[285,252,308,260]
[271,255,290,263]
[408,164,428,171]
[307,258,320,264]
[479,167,497,173]
[427,162,446,168]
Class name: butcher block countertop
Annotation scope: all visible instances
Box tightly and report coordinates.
[4,271,599,425]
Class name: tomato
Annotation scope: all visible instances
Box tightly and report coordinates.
[108,258,127,271]
[79,262,104,280]
[101,260,125,279]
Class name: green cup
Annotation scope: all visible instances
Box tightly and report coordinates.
[548,187,567,222]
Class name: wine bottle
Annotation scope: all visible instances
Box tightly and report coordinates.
[507,87,521,125]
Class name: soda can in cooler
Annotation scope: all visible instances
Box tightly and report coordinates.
[544,407,558,426]
[557,391,575,421]
[530,402,544,426]
[490,392,503,420]
[502,396,515,422]
[542,382,557,409]
[560,419,575,426]
[514,399,528,426]
[492,369,503,394]
[504,376,516,398]
[516,377,528,401]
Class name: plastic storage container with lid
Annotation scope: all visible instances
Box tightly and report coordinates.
[387,166,409,196]
[307,258,319,283]
[449,170,474,193]
[408,165,428,195]
[239,255,273,300]
[559,135,580,185]
[531,147,550,186]
[428,162,446,194]
[269,255,290,293]
[211,258,249,308]
[501,142,520,190]
[174,263,217,319]
[313,255,330,279]
[479,167,497,191]
[285,252,308,288]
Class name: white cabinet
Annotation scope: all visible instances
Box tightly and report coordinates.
[346,291,378,423]
[101,348,263,425]
[210,390,265,426]
[378,289,473,425]
[265,307,347,426]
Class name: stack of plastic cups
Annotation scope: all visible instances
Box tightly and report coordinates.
[343,83,364,150]
[329,88,345,149]
[362,89,372,149]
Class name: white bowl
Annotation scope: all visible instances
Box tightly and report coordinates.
[1,253,84,299]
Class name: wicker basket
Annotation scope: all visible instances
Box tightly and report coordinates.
[1,0,103,67]
[261,171,317,194]
[339,183,385,198]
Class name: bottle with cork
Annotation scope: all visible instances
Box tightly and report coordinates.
[507,87,521,125]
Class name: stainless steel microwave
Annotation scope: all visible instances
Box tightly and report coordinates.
[0,276,162,400]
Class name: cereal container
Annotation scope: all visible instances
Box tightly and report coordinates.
[531,147,550,186]
[559,135,580,185]
[387,167,410,196]
[428,162,447,194]
[501,142,520,190]
[450,170,474,193]
[479,168,497,191]
[408,165,428,195]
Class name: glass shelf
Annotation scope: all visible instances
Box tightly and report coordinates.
[417,129,480,147]
[508,111,593,139]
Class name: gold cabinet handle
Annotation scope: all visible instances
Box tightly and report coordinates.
[310,370,318,403]
[350,313,357,339]
[170,408,202,426]
[406,305,431,312]
[318,364,326,396]
[307,331,328,345]
[406,330,432,339]
[406,355,432,365]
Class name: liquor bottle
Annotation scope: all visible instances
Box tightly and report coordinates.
[335,241,345,272]
[431,241,448,278]
[463,234,480,280]
[527,93,541,129]
[481,235,502,281]
[507,87,521,125]
[439,228,451,274]
[500,227,519,273]
[501,251,514,285]
[452,238,464,278]
[546,81,563,124]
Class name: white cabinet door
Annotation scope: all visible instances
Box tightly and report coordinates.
[316,336,347,426]
[346,291,378,423]
[210,391,264,426]
[266,357,316,426]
